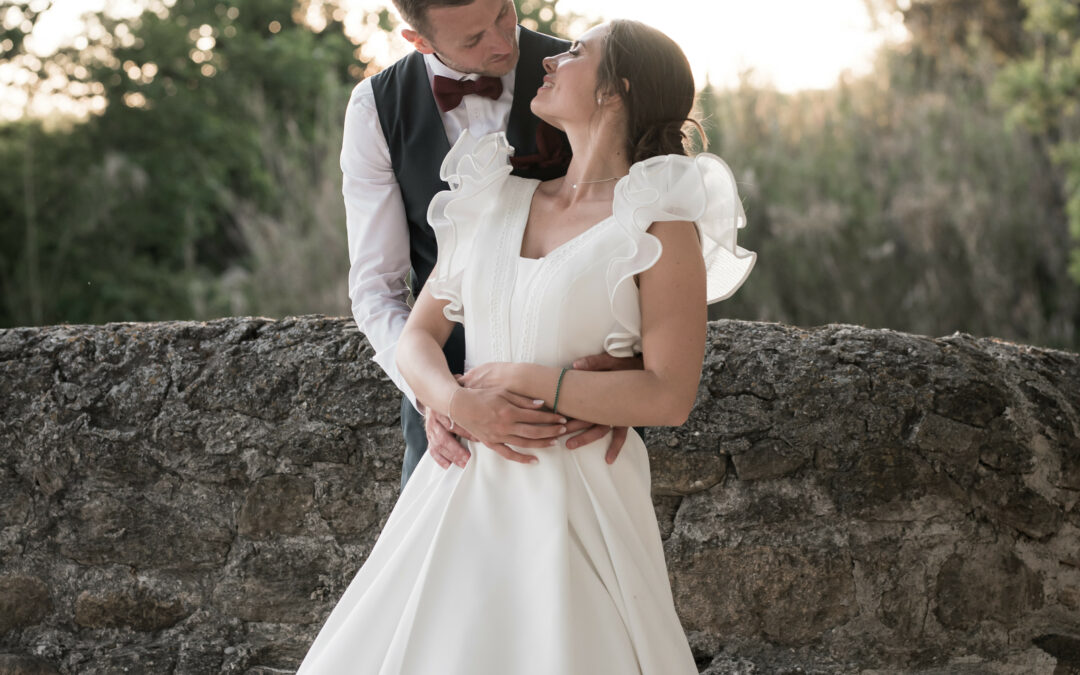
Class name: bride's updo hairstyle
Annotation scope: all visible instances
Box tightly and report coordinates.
[595,20,703,163]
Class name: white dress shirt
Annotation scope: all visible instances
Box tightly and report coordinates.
[341,49,518,408]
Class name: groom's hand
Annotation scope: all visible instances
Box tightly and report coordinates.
[564,421,628,465]
[571,352,644,372]
[425,410,473,469]
[566,352,644,464]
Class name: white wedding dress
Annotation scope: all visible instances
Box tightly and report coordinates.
[296,131,754,675]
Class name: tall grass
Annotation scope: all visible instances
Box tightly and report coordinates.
[201,79,352,320]
[705,50,1078,349]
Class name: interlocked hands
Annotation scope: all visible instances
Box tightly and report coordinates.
[424,352,642,468]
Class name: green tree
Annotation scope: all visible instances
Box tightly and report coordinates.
[886,0,1027,63]
[700,44,1079,348]
[0,0,365,326]
[995,0,1080,282]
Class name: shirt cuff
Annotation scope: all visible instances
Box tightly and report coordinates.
[372,339,420,411]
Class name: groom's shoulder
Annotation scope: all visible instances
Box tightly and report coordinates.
[369,50,426,90]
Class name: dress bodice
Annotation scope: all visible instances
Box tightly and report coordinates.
[426,131,755,371]
[508,256,544,361]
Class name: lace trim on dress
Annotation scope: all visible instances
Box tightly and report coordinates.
[426,130,515,323]
[488,179,532,363]
[604,153,756,356]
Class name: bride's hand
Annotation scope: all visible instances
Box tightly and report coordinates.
[457,362,516,390]
[451,387,568,464]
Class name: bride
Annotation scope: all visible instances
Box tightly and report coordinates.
[297,19,754,675]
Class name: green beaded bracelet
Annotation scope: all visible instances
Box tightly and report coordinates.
[552,366,570,414]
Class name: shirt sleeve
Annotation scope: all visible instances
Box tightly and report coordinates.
[341,79,419,408]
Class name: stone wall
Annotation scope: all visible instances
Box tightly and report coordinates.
[0,316,1078,674]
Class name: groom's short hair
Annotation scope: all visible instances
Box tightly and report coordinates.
[393,0,476,38]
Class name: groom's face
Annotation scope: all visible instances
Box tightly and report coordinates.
[408,0,519,77]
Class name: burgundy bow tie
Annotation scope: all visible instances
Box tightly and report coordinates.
[432,75,504,112]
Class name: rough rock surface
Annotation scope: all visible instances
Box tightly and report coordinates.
[1,316,1078,674]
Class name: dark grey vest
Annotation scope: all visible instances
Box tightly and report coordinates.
[370,27,570,374]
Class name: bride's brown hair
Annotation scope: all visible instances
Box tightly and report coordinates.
[595,20,705,163]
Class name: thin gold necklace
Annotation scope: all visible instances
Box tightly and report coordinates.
[570,176,619,189]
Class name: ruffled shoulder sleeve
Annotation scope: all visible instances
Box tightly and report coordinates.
[603,153,756,356]
[425,130,514,322]
[613,152,755,302]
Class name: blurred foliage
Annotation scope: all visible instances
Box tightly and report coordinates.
[874,0,1080,286]
[1,0,1078,350]
[994,0,1080,282]
[1,0,362,326]
[704,54,1078,348]
[887,0,1027,63]
[704,0,1080,348]
[515,0,561,36]
[0,0,52,60]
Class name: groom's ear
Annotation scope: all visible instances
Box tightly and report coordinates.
[401,28,437,55]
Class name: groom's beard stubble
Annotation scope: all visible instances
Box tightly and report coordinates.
[435,44,519,79]
[481,46,519,77]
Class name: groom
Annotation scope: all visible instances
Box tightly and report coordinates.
[343,0,628,487]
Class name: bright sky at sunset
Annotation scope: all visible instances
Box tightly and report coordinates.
[2,0,908,119]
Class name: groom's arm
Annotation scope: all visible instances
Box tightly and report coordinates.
[341,79,488,470]
[341,79,418,407]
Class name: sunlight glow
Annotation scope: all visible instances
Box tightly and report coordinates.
[560,0,907,90]
[0,0,907,120]
[344,0,908,91]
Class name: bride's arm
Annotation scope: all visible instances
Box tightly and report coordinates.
[464,219,707,428]
[396,284,568,455]
[394,288,461,422]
